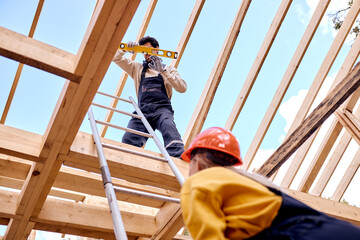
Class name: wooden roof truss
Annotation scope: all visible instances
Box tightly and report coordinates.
[1,0,360,239]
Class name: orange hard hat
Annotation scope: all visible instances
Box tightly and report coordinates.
[181,127,242,166]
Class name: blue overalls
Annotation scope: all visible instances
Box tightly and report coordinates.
[248,186,360,240]
[122,61,184,157]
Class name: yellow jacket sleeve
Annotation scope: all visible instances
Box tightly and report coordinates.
[180,167,282,240]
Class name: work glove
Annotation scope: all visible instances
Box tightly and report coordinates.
[127,41,138,54]
[149,55,165,73]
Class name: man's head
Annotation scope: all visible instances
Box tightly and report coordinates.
[139,36,160,62]
[181,127,242,175]
[139,36,159,48]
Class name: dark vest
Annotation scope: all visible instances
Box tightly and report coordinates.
[138,61,172,115]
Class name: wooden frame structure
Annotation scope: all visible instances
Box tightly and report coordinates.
[1,0,360,239]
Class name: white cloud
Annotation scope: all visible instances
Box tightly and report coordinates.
[279,89,308,134]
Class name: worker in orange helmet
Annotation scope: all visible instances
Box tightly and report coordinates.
[180,127,360,240]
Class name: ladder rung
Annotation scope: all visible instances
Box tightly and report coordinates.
[95,120,153,138]
[92,102,141,119]
[113,186,180,203]
[102,143,167,162]
[97,91,132,103]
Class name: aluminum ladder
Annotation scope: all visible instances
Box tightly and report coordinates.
[87,91,185,240]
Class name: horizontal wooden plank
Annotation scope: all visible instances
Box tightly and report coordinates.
[0,189,157,238]
[0,155,179,208]
[0,125,41,162]
[0,124,186,194]
[286,189,360,227]
[0,26,80,83]
[63,131,188,191]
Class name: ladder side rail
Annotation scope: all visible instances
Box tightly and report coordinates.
[88,107,128,240]
[129,96,185,185]
[113,186,180,203]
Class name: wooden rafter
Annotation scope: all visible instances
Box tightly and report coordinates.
[170,0,206,69]
[257,61,360,177]
[335,108,360,145]
[0,26,78,83]
[280,31,360,188]
[0,189,158,239]
[283,0,360,139]
[297,88,360,193]
[309,107,360,196]
[225,0,294,131]
[0,156,179,208]
[331,148,360,201]
[184,0,252,149]
[241,0,330,170]
[0,0,44,124]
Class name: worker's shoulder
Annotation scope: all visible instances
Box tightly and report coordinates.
[200,166,242,177]
[189,167,249,187]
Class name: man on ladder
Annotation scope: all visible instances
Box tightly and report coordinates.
[113,36,187,157]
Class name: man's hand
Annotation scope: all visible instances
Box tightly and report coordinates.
[127,41,138,54]
[149,56,165,73]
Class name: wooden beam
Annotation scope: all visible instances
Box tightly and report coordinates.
[82,195,157,217]
[0,189,157,239]
[280,31,360,188]
[0,26,79,83]
[170,0,205,68]
[0,0,45,124]
[64,131,187,191]
[0,175,86,203]
[335,108,360,145]
[56,166,179,208]
[286,189,360,227]
[297,88,360,193]
[0,126,187,192]
[296,119,343,192]
[152,202,183,240]
[331,148,360,201]
[183,0,252,149]
[3,0,141,238]
[310,131,351,196]
[0,124,41,162]
[256,61,360,177]
[241,0,330,169]
[59,0,140,155]
[225,0,294,131]
[0,157,169,206]
[283,0,360,140]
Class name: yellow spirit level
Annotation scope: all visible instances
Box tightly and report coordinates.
[119,43,178,59]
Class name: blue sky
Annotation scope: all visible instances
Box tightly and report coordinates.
[0,0,357,238]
